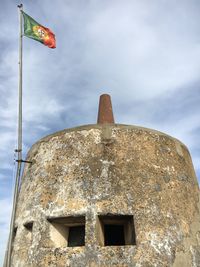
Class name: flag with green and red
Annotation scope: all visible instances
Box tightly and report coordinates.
[22,11,56,48]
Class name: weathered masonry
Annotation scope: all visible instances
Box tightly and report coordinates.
[11,95,200,266]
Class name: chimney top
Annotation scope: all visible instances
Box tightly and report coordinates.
[97,94,115,124]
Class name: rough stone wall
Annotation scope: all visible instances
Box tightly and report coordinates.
[12,124,200,267]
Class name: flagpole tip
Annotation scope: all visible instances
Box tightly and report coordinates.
[97,94,115,124]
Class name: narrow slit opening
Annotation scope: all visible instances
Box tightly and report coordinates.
[13,227,17,241]
[24,222,33,231]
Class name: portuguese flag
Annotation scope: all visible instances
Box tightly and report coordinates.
[22,11,56,48]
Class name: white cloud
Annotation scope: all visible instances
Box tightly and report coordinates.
[81,0,200,100]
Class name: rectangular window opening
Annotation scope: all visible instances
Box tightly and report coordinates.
[97,215,136,246]
[48,216,85,248]
[68,225,85,247]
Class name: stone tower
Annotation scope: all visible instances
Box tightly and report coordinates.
[11,95,200,266]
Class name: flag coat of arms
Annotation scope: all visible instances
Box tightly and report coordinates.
[22,11,56,48]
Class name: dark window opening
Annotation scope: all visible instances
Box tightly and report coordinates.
[13,227,17,241]
[97,215,136,246]
[14,227,17,235]
[24,222,33,231]
[24,222,33,241]
[68,225,85,247]
[104,224,125,246]
[48,216,85,247]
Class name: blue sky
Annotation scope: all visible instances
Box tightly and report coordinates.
[1,0,200,265]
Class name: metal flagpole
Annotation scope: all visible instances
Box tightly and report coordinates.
[5,4,23,267]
